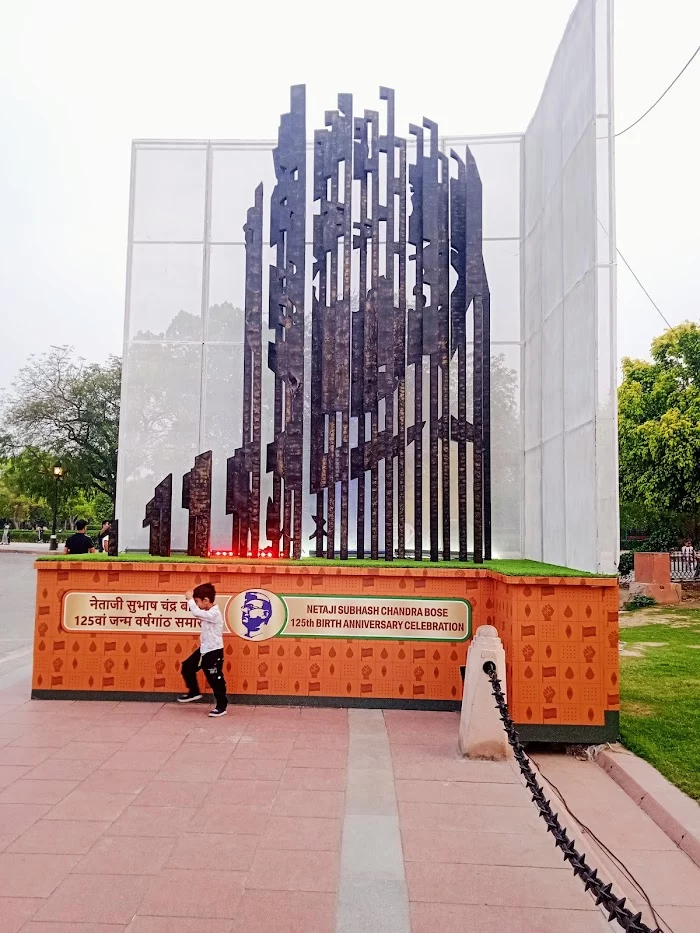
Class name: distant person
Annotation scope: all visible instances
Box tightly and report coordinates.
[1,523,10,546]
[97,519,112,552]
[36,523,43,542]
[681,539,697,576]
[64,520,96,555]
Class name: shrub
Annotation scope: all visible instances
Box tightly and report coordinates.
[624,593,657,611]
[618,552,635,576]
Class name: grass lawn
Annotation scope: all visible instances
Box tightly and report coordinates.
[620,607,700,801]
[35,553,604,577]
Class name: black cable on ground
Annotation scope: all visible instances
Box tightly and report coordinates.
[482,661,664,933]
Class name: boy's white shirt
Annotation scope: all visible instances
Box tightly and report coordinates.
[187,599,224,654]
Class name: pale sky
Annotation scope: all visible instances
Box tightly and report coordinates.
[1,0,698,387]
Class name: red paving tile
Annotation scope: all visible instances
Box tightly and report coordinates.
[126,918,232,933]
[133,779,211,808]
[247,848,339,892]
[168,742,235,762]
[79,726,143,744]
[272,789,344,818]
[410,902,609,933]
[0,765,31,788]
[395,778,529,806]
[106,805,196,837]
[72,834,175,874]
[23,758,100,781]
[220,758,287,781]
[392,758,518,782]
[0,895,43,933]
[406,862,598,908]
[8,819,110,854]
[232,740,294,760]
[156,759,227,783]
[0,803,50,836]
[287,748,348,769]
[0,852,78,897]
[0,747,52,766]
[45,790,134,822]
[259,816,342,851]
[6,729,82,748]
[401,826,563,868]
[181,726,243,745]
[138,868,246,918]
[231,890,336,933]
[34,873,151,924]
[205,779,280,807]
[50,741,125,762]
[194,803,270,835]
[124,733,186,751]
[293,733,349,749]
[280,767,347,791]
[0,778,79,805]
[398,800,541,833]
[22,923,127,932]
[167,832,259,871]
[85,770,152,795]
[100,749,175,772]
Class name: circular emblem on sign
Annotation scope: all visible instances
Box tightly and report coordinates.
[226,589,286,641]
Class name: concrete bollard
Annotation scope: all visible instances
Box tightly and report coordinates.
[458,624,510,760]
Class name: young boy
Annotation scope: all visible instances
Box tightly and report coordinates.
[177,583,228,717]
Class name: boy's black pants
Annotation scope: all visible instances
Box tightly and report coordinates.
[181,649,228,710]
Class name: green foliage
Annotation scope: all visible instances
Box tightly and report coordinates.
[620,613,700,800]
[1,346,120,501]
[618,552,634,576]
[624,593,657,611]
[619,323,700,518]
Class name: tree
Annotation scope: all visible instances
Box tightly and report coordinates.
[1,347,121,502]
[619,322,700,536]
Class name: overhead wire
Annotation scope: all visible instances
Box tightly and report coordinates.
[615,42,700,138]
[597,218,672,330]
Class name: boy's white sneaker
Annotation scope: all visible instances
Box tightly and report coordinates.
[209,708,228,717]
[177,694,202,703]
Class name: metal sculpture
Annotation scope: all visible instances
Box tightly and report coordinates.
[265,85,307,560]
[182,452,212,558]
[143,475,172,557]
[226,184,263,557]
[144,85,491,563]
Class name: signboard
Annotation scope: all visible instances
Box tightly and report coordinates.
[62,591,470,642]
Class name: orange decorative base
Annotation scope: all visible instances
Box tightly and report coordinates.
[32,561,619,740]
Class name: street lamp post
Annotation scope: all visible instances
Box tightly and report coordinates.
[49,464,64,551]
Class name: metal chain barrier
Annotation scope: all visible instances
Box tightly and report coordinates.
[482,661,661,933]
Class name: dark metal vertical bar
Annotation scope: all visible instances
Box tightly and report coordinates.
[408,124,424,561]
[381,87,395,561]
[438,151,451,561]
[266,85,306,560]
[482,287,492,560]
[311,131,326,557]
[396,137,407,559]
[339,97,353,561]
[352,115,369,559]
[466,147,485,564]
[449,152,468,561]
[369,111,380,561]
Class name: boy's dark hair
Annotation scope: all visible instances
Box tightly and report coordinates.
[193,582,216,603]
[102,519,112,526]
[75,519,88,531]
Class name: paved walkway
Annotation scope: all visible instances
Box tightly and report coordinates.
[0,674,693,932]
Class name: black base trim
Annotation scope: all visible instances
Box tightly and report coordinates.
[514,711,620,745]
[30,689,460,712]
